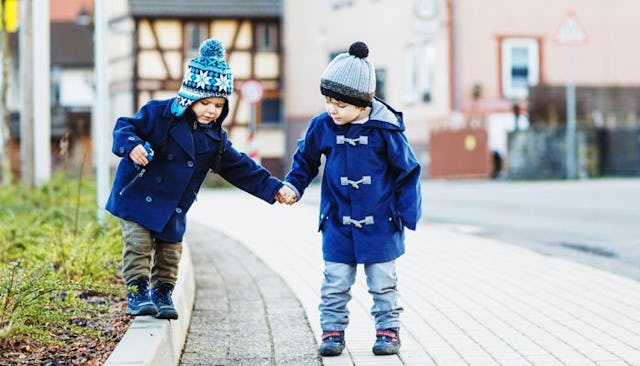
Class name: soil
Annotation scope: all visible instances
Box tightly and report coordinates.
[0,295,131,366]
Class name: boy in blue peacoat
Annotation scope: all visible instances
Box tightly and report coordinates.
[278,41,422,356]
[106,39,287,319]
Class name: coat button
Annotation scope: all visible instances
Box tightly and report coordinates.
[118,146,125,154]
[187,161,194,167]
[175,207,182,214]
[156,176,163,183]
[167,153,174,160]
[145,196,152,203]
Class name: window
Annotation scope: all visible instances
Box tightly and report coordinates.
[420,42,434,102]
[261,98,281,124]
[185,22,208,54]
[375,69,386,100]
[404,45,417,104]
[501,38,539,99]
[256,23,278,52]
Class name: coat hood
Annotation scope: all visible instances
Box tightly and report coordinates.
[365,97,405,132]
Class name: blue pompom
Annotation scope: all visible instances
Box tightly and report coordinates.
[199,39,225,58]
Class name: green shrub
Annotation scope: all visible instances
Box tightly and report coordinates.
[0,174,122,342]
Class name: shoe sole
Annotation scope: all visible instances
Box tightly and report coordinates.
[372,345,401,355]
[155,306,179,320]
[318,344,345,357]
[318,349,344,357]
[127,303,158,316]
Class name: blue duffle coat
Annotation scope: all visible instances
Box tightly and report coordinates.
[106,98,283,242]
[284,98,422,264]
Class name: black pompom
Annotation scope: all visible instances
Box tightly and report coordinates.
[348,41,369,58]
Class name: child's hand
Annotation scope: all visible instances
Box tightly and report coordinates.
[276,186,298,205]
[129,143,151,167]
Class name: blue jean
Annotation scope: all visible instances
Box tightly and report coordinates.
[319,260,403,332]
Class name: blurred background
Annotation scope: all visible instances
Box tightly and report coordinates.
[1,0,639,187]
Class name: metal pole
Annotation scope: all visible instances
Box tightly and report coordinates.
[94,0,109,222]
[565,46,577,180]
[32,0,50,185]
[0,0,12,184]
[19,0,33,187]
[248,102,261,164]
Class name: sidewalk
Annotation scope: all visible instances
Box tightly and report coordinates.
[186,186,640,366]
[179,222,320,365]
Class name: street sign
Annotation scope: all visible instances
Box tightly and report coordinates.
[554,11,587,179]
[555,11,588,46]
[241,79,264,104]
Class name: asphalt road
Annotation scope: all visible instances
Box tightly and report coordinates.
[418,178,640,282]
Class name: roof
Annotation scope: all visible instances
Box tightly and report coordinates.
[129,0,282,18]
[50,22,94,66]
[9,22,94,67]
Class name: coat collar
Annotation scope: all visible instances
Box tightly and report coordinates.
[170,119,196,161]
[161,100,195,160]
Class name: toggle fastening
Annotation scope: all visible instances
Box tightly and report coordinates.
[342,216,374,228]
[336,135,369,146]
[340,176,372,189]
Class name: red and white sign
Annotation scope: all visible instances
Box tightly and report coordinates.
[240,79,264,104]
[555,11,588,46]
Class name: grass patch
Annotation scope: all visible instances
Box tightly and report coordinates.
[0,174,123,345]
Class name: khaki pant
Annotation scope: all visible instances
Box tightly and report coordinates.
[119,219,183,287]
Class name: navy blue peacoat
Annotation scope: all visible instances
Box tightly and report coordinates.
[106,98,283,242]
[284,98,422,264]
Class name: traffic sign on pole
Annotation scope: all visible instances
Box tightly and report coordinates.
[555,11,588,46]
[241,79,264,104]
[241,79,264,163]
[555,11,588,179]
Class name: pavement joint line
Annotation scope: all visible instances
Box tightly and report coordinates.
[105,185,640,365]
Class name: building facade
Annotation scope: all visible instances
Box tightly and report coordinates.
[283,0,640,178]
[108,0,286,175]
[283,0,451,174]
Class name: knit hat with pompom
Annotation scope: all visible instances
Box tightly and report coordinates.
[171,38,234,117]
[320,41,376,107]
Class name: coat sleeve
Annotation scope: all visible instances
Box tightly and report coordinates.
[216,138,283,204]
[111,102,157,158]
[386,130,422,230]
[283,118,323,199]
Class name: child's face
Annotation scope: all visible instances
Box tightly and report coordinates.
[191,97,227,123]
[323,97,368,125]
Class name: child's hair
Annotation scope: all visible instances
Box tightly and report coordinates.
[171,38,234,117]
[320,41,376,107]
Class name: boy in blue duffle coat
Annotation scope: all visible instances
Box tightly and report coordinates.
[278,41,422,357]
[106,39,287,320]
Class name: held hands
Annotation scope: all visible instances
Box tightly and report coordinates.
[276,185,298,205]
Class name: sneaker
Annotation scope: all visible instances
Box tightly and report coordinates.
[151,282,178,320]
[372,328,401,355]
[126,277,158,316]
[318,330,345,356]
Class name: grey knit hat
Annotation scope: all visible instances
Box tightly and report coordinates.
[171,38,233,117]
[320,41,376,107]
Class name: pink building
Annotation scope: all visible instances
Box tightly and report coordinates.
[284,0,640,178]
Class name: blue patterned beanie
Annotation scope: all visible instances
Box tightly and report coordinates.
[320,41,376,107]
[171,38,234,117]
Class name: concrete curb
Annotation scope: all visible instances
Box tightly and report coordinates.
[105,242,196,366]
